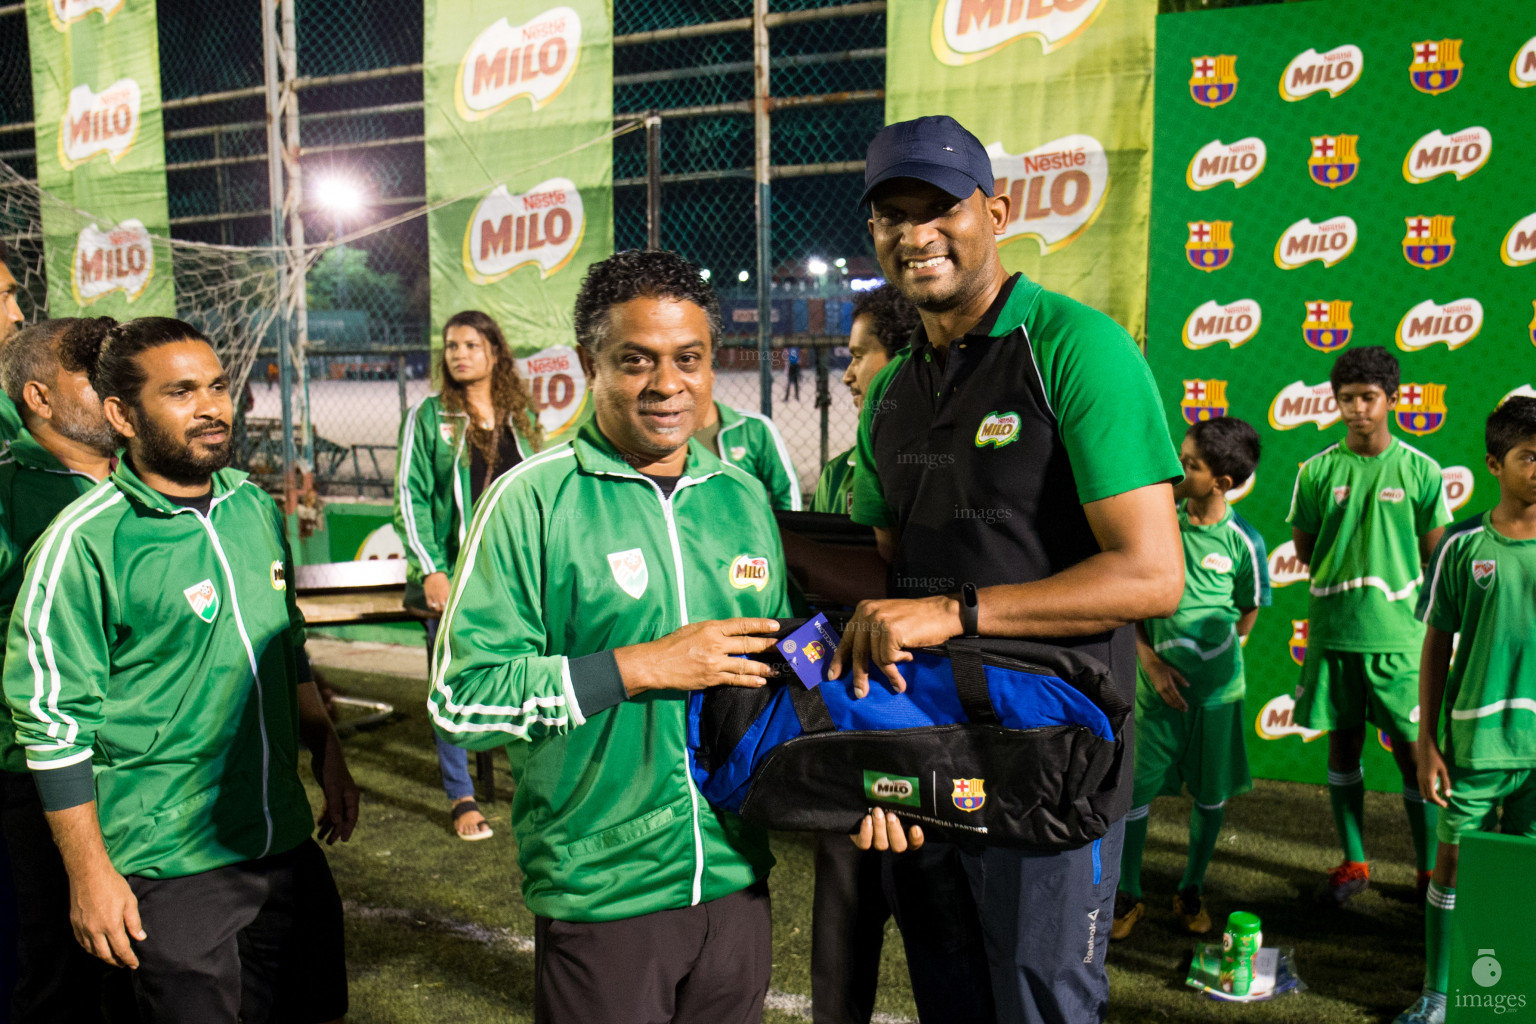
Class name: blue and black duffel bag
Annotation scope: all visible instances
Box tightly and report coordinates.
[686,621,1132,849]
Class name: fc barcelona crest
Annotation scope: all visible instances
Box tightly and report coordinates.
[1289,620,1308,666]
[1308,134,1358,188]
[1190,55,1238,107]
[952,778,986,812]
[1181,379,1228,425]
[1186,221,1233,272]
[1396,382,1447,437]
[1303,300,1352,352]
[1403,215,1455,269]
[1410,39,1463,95]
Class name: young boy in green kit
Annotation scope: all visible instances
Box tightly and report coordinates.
[1112,416,1269,939]
[1289,346,1451,905]
[1394,397,1536,1024]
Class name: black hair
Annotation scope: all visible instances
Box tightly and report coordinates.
[1487,396,1536,462]
[851,284,921,357]
[1187,415,1261,488]
[1329,345,1400,397]
[60,316,213,409]
[0,318,81,405]
[573,249,721,352]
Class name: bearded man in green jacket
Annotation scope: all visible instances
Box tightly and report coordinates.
[432,249,790,1024]
[3,317,359,1024]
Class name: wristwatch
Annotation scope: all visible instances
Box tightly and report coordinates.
[959,582,979,637]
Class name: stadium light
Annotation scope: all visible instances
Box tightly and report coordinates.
[807,257,828,276]
[314,176,365,217]
[833,257,847,268]
[737,270,750,283]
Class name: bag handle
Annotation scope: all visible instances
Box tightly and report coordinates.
[788,680,836,734]
[949,645,999,724]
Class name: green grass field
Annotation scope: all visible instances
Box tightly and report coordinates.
[312,655,1429,1024]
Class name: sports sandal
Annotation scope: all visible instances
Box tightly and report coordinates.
[452,799,494,841]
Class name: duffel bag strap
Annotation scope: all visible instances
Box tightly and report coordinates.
[788,680,836,734]
[948,644,999,724]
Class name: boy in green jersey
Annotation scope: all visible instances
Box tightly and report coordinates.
[1112,417,1269,941]
[1394,397,1536,1024]
[1288,346,1451,905]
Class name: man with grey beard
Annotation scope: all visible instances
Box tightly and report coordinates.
[0,318,128,1021]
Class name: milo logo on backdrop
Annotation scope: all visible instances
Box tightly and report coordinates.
[1182,299,1261,350]
[463,177,584,284]
[456,7,582,120]
[1396,298,1482,352]
[1256,694,1325,742]
[1267,541,1309,588]
[931,0,1107,64]
[986,135,1109,255]
[516,346,588,437]
[1442,467,1474,513]
[58,79,142,169]
[1513,35,1536,88]
[1280,44,1363,101]
[1268,380,1339,430]
[1403,127,1491,184]
[48,0,123,30]
[1186,138,1266,191]
[1274,217,1356,269]
[1501,212,1536,267]
[72,220,155,306]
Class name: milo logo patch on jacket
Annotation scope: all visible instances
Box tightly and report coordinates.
[975,411,1022,448]
[729,555,769,591]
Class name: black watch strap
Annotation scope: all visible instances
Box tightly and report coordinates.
[959,582,979,637]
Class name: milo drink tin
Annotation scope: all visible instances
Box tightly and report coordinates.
[1219,912,1263,996]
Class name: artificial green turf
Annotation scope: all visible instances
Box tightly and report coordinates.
[313,665,1426,1023]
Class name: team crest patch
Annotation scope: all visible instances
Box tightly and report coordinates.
[975,411,1021,448]
[1189,55,1238,107]
[607,548,649,600]
[1409,39,1462,95]
[1378,488,1406,503]
[183,580,219,623]
[729,554,769,591]
[1308,135,1358,189]
[270,560,286,590]
[952,778,986,812]
[1472,560,1496,589]
[729,446,747,461]
[439,422,456,443]
[1201,552,1233,573]
[1403,215,1455,269]
[1396,382,1447,436]
[1289,620,1309,666]
[1333,485,1350,505]
[1303,300,1352,352]
[1181,379,1228,425]
[1186,221,1233,272]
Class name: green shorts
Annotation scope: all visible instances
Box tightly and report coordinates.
[1131,688,1252,808]
[1292,649,1419,741]
[1436,766,1536,846]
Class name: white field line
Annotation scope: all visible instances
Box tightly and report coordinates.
[344,901,915,1024]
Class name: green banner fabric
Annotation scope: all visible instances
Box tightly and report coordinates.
[26,0,174,318]
[885,0,1155,341]
[424,0,612,440]
[1149,2,1536,787]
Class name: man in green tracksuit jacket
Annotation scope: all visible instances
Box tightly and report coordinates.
[698,399,801,511]
[0,242,28,444]
[433,249,790,1024]
[3,317,359,1024]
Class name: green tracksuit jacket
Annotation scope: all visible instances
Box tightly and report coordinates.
[430,419,791,922]
[3,461,315,879]
[394,393,537,587]
[712,401,801,511]
[0,393,21,446]
[0,433,100,773]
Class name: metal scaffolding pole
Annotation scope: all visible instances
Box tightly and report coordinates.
[753,0,772,417]
[645,113,662,249]
[279,0,314,477]
[261,0,297,513]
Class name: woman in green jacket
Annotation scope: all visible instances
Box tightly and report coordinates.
[394,310,541,839]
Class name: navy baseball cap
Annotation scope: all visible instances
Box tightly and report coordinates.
[860,115,995,208]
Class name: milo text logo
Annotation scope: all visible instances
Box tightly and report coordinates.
[1182,299,1260,350]
[1201,552,1233,573]
[1442,466,1473,513]
[456,7,581,120]
[1186,138,1266,191]
[1274,217,1357,269]
[1514,35,1536,88]
[1268,381,1340,430]
[1267,539,1309,587]
[72,220,154,306]
[986,135,1109,255]
[463,178,584,284]
[516,346,588,438]
[1403,127,1491,184]
[1255,694,1325,741]
[59,79,141,169]
[863,770,921,808]
[1502,211,1536,268]
[931,0,1106,65]
[729,555,770,592]
[1396,298,1482,352]
[975,410,1021,448]
[49,0,123,29]
[1280,44,1363,101]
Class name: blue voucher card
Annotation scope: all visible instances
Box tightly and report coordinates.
[776,614,841,689]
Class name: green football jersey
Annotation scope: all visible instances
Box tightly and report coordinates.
[1418,512,1536,769]
[1287,438,1451,653]
[810,447,855,515]
[1143,505,1270,706]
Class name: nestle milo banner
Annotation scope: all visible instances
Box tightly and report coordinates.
[1150,0,1536,787]
[885,0,1155,341]
[26,0,174,317]
[424,0,612,439]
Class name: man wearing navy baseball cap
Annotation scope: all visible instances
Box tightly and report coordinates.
[786,115,1184,1023]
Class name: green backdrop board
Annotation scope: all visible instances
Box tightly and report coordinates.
[1149,2,1536,788]
[423,0,612,441]
[26,0,174,318]
[886,0,1155,341]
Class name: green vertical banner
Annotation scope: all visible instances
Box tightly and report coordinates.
[1150,2,1536,787]
[886,0,1155,341]
[424,0,613,440]
[26,0,175,318]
